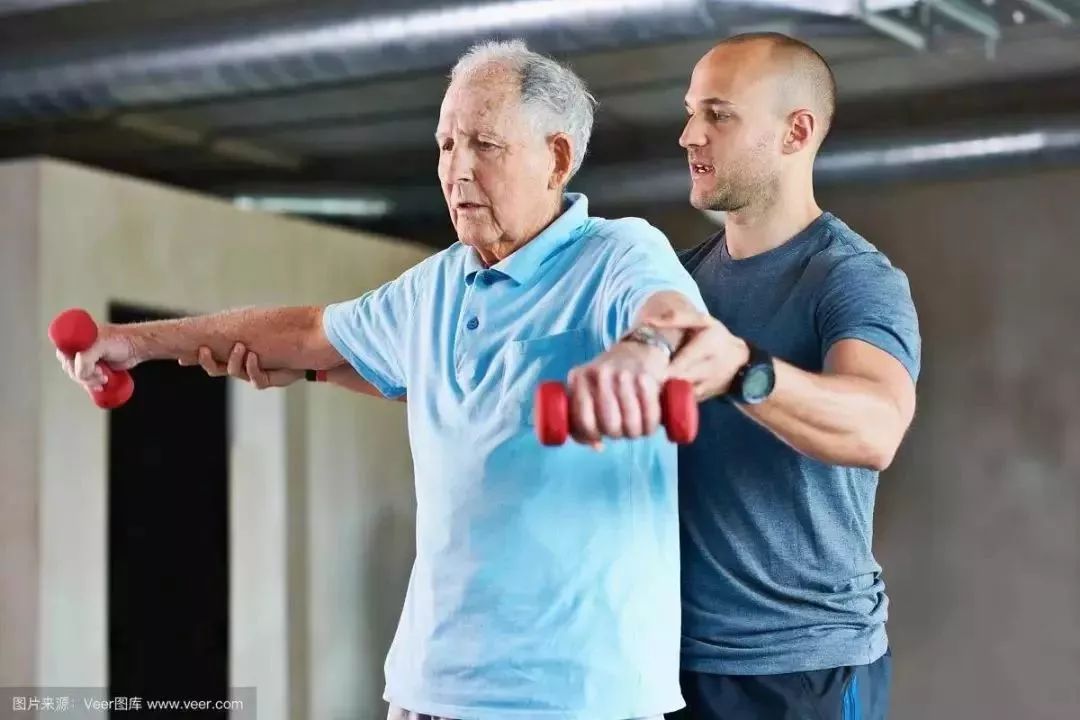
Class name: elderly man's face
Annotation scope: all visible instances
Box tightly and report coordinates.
[436,71,558,256]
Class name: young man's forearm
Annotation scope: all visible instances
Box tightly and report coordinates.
[740,360,909,471]
[117,306,342,370]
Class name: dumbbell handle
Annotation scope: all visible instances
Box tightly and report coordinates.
[535,378,698,446]
[48,308,135,409]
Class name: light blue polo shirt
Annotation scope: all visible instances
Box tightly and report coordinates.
[323,193,704,720]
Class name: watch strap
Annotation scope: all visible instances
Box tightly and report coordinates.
[726,343,773,403]
[621,324,675,359]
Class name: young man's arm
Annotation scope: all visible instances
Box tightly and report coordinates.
[657,252,920,470]
[659,315,915,470]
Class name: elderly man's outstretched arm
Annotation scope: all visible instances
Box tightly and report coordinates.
[56,305,356,394]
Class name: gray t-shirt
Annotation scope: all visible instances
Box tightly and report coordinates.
[677,211,921,675]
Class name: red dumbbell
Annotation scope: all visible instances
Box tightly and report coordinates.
[535,378,698,446]
[48,308,135,409]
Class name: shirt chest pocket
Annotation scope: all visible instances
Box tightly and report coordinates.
[500,327,597,426]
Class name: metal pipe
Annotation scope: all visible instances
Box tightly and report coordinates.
[229,118,1080,217]
[1018,0,1074,25]
[585,122,1080,204]
[858,1,929,51]
[0,0,103,17]
[0,0,915,121]
[924,0,1001,40]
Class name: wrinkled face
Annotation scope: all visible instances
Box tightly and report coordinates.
[436,72,557,252]
[679,47,786,213]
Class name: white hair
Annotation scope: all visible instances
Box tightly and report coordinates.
[450,39,597,180]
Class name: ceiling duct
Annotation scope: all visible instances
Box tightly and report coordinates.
[577,118,1080,205]
[0,0,103,17]
[228,117,1080,219]
[0,0,915,121]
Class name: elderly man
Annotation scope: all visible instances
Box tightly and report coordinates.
[58,41,704,720]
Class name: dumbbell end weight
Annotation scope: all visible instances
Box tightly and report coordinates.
[48,308,97,355]
[535,381,570,446]
[660,379,698,444]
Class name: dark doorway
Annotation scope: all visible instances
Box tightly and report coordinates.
[108,302,229,717]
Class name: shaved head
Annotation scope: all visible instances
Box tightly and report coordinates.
[680,32,837,212]
[712,32,837,142]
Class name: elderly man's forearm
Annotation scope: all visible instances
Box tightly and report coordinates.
[117,306,342,369]
[741,361,908,471]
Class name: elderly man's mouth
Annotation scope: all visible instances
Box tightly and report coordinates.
[456,203,487,212]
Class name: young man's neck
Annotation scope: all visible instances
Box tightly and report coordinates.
[723,188,823,261]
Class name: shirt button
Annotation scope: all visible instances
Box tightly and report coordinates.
[466,317,480,330]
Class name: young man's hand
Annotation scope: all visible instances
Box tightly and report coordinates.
[180,343,304,389]
[652,308,749,401]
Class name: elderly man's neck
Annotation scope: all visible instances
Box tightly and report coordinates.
[475,195,564,266]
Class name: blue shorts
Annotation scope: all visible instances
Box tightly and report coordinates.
[667,648,892,720]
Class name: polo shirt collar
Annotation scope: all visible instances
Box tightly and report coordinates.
[463,193,589,286]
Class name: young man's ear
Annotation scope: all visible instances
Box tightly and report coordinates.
[784,109,816,154]
[549,133,574,188]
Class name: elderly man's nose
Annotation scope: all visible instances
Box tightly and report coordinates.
[446,146,474,181]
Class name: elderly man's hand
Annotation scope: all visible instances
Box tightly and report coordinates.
[652,307,749,402]
[179,343,304,389]
[566,339,670,446]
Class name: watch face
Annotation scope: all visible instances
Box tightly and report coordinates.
[742,365,775,403]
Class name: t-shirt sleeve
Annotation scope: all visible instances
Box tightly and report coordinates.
[321,268,418,399]
[816,252,921,381]
[599,221,708,344]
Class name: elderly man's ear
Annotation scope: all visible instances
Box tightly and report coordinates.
[548,133,574,189]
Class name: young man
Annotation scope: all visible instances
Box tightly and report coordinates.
[657,33,920,720]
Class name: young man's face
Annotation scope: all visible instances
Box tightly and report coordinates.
[679,45,787,213]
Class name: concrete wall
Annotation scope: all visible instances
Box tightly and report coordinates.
[647,166,1080,720]
[0,158,431,719]
[0,158,41,690]
[6,156,1077,720]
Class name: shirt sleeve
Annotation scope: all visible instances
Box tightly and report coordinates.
[321,267,418,399]
[816,251,921,381]
[599,220,708,345]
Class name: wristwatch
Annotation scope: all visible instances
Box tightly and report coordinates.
[621,324,676,360]
[726,343,775,404]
